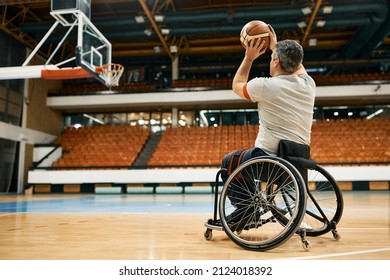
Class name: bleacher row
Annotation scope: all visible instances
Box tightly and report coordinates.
[52,118,390,169]
[53,125,150,168]
[149,125,258,166]
[311,118,389,163]
[60,72,390,94]
[61,81,156,94]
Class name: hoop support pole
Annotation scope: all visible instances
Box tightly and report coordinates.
[46,18,79,66]
[22,21,60,67]
[0,65,58,80]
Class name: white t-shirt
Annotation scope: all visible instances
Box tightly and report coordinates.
[243,74,316,155]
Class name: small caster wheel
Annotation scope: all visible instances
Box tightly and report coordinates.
[204,228,213,240]
[302,240,311,251]
[332,230,341,241]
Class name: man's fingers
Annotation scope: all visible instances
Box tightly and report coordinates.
[248,39,266,50]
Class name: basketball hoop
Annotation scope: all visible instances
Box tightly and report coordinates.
[97,63,124,87]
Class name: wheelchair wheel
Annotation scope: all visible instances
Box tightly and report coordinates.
[219,156,307,251]
[301,165,344,237]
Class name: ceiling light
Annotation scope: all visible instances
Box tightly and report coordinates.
[179,119,187,126]
[154,15,165,22]
[306,67,327,73]
[161,28,170,35]
[366,108,384,119]
[323,6,333,14]
[316,20,326,27]
[82,113,104,124]
[308,38,317,46]
[135,15,145,23]
[297,21,307,28]
[144,28,152,36]
[301,7,312,15]
[170,45,178,53]
[153,46,161,53]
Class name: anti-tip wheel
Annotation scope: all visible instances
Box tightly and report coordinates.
[204,228,213,241]
[302,240,312,251]
[332,230,341,241]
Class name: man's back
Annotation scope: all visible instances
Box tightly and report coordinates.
[231,26,316,155]
[246,74,316,154]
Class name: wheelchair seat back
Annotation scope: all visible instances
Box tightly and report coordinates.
[278,139,317,185]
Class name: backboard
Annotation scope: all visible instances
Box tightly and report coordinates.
[51,0,112,85]
[74,12,112,86]
[0,0,119,88]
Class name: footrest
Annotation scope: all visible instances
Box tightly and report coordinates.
[204,218,223,231]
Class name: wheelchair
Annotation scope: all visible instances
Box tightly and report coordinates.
[204,141,344,251]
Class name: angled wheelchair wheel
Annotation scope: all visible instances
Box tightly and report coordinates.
[219,156,307,251]
[301,165,344,237]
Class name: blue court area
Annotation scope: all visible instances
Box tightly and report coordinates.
[0,195,213,214]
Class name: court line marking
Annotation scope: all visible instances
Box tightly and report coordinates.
[338,227,389,231]
[0,213,19,217]
[282,247,390,260]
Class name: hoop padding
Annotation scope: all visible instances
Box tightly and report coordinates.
[97,63,124,87]
[41,67,93,80]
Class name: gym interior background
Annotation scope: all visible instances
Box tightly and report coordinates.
[0,0,389,194]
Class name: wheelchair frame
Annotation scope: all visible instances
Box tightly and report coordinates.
[204,155,344,251]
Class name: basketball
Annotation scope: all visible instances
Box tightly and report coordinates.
[240,20,270,50]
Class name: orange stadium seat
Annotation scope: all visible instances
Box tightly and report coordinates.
[53,125,150,169]
[52,118,389,169]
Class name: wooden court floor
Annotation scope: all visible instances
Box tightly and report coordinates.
[0,191,389,260]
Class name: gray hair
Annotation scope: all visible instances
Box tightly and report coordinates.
[273,40,304,73]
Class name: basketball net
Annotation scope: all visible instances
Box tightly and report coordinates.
[97,63,124,87]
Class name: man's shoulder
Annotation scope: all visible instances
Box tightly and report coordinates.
[299,73,315,81]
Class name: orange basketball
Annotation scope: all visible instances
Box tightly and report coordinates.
[240,20,270,50]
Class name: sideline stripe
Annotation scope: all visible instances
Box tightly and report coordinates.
[283,247,390,260]
[338,227,389,231]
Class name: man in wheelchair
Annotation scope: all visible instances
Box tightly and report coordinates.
[219,142,313,232]
[224,24,316,230]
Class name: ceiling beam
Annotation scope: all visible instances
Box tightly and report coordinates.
[0,0,49,5]
[0,5,41,54]
[301,0,322,46]
[138,0,174,61]
[113,39,348,57]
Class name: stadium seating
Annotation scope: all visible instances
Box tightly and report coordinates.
[61,81,156,94]
[148,125,258,166]
[53,125,150,168]
[148,119,389,166]
[311,118,389,164]
[51,118,389,169]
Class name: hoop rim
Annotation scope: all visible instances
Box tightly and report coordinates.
[95,63,124,75]
[95,63,124,87]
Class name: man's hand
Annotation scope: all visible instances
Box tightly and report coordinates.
[245,38,267,62]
